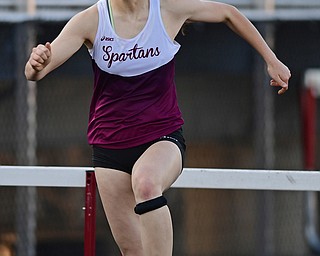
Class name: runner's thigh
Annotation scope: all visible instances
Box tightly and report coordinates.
[132,141,182,197]
[95,167,143,253]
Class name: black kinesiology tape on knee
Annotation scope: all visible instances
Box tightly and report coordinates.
[134,195,167,215]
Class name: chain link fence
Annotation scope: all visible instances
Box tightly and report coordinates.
[0,12,320,256]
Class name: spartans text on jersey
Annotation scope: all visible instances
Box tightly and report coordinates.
[102,44,161,68]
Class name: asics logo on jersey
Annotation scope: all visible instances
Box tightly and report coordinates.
[102,44,161,68]
[101,36,114,41]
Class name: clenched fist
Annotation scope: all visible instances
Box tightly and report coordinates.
[28,42,52,72]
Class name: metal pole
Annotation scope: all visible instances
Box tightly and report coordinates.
[254,0,276,255]
[14,1,37,256]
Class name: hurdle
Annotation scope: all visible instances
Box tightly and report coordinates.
[1,166,320,256]
[0,166,96,256]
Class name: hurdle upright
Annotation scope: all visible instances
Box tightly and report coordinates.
[0,166,96,256]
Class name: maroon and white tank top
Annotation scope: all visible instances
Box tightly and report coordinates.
[87,0,184,149]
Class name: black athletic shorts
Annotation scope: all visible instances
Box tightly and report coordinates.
[92,128,186,174]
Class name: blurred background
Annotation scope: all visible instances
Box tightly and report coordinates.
[0,0,320,255]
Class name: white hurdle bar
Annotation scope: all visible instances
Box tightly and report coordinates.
[1,166,320,256]
[1,166,320,191]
